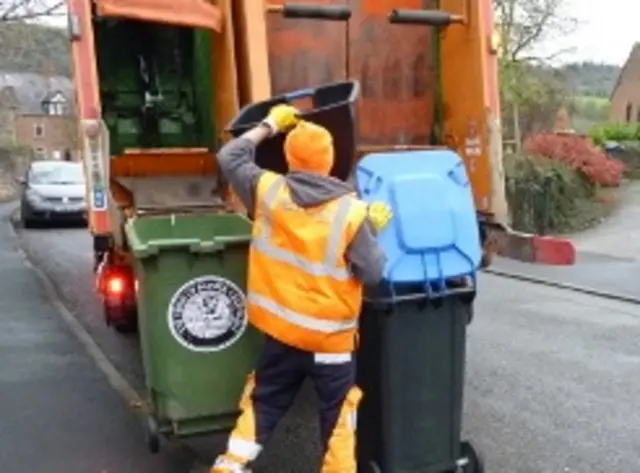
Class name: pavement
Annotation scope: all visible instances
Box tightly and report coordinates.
[491,182,640,300]
[491,252,639,299]
[572,182,640,261]
[8,201,640,472]
[0,202,199,473]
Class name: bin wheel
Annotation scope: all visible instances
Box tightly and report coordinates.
[146,416,160,453]
[460,440,485,473]
[465,306,474,325]
[104,304,138,334]
[113,317,138,334]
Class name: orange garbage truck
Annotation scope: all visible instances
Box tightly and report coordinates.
[66,0,575,332]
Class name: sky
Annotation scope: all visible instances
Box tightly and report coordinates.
[38,0,638,66]
[545,0,640,65]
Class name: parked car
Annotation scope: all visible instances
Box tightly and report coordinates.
[602,140,626,159]
[18,160,87,228]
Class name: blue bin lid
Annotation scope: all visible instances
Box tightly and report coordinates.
[355,150,482,284]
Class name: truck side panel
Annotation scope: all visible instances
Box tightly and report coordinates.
[350,0,438,145]
[267,0,347,92]
[68,0,111,236]
[440,0,503,216]
[264,0,438,146]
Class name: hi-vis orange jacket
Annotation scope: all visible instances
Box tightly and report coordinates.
[247,171,369,353]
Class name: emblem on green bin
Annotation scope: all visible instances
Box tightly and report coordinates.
[168,275,248,352]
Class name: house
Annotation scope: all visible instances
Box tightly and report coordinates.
[610,43,640,123]
[0,72,77,160]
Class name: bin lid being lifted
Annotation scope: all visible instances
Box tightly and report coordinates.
[355,150,482,285]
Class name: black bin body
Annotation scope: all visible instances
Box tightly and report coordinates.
[225,81,359,181]
[356,286,473,473]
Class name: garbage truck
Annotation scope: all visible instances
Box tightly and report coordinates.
[64,0,576,468]
[67,0,574,333]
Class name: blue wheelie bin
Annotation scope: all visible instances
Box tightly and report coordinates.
[354,150,486,473]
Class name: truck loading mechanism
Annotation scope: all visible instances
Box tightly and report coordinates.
[66,0,575,334]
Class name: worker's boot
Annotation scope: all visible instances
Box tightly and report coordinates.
[210,456,252,473]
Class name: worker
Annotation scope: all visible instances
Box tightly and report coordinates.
[211,104,393,473]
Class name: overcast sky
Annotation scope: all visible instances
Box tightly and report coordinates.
[547,0,638,65]
[40,1,635,66]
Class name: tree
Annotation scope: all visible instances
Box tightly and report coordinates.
[494,0,576,149]
[0,22,70,75]
[494,0,575,63]
[1,0,64,22]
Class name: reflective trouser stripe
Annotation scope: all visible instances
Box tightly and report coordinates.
[254,177,353,280]
[314,352,352,364]
[211,457,250,473]
[320,386,362,473]
[228,438,262,462]
[214,373,262,469]
[247,292,358,333]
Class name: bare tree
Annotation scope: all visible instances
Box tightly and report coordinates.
[494,0,576,62]
[494,0,576,149]
[0,0,64,22]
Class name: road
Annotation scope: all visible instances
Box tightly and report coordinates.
[11,211,640,472]
[0,203,198,473]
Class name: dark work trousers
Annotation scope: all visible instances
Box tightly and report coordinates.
[213,335,360,473]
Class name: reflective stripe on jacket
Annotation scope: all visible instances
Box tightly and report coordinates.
[247,171,368,353]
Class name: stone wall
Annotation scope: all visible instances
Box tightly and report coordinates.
[0,147,31,202]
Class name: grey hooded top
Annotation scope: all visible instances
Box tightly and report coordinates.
[217,138,385,286]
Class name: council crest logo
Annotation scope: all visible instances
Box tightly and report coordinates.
[168,275,248,352]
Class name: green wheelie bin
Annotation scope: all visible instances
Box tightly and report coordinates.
[124,212,263,452]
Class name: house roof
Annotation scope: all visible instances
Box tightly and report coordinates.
[610,42,640,101]
[42,90,67,103]
[0,71,73,115]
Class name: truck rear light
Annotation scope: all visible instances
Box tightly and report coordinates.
[106,274,125,295]
[98,264,135,300]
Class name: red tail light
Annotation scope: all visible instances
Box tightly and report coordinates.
[106,275,125,295]
[98,264,134,300]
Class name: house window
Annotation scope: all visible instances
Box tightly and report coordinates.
[626,103,633,123]
[46,92,67,116]
[33,123,45,138]
[34,147,47,160]
[47,102,65,116]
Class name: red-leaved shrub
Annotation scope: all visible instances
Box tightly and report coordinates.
[524,133,625,187]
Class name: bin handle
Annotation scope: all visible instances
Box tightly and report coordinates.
[190,236,251,253]
[131,236,251,258]
[363,285,475,305]
[364,275,477,308]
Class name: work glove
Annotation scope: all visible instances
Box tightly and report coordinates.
[367,201,393,233]
[261,104,299,135]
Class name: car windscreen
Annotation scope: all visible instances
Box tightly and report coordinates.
[30,164,85,185]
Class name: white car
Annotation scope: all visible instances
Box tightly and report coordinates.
[17,160,87,228]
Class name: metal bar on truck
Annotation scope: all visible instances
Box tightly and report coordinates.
[267,3,351,21]
[387,9,464,27]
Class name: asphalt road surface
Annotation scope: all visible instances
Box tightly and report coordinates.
[11,211,640,472]
[0,203,199,473]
